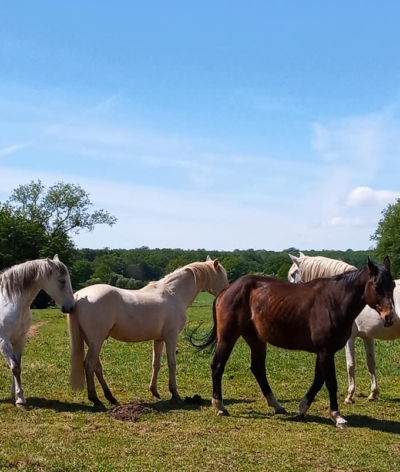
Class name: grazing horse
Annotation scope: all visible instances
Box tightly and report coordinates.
[0,255,75,408]
[68,257,229,409]
[191,257,395,428]
[288,252,400,404]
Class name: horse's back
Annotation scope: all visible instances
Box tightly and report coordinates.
[216,275,325,351]
[72,283,182,343]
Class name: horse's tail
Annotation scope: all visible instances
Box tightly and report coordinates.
[67,304,85,391]
[186,296,219,353]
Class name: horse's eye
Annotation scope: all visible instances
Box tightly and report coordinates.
[59,279,66,286]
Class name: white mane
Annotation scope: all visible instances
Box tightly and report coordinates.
[0,259,66,299]
[296,255,356,282]
[146,260,227,292]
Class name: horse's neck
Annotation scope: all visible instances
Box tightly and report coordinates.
[337,271,368,321]
[19,272,47,309]
[167,271,200,307]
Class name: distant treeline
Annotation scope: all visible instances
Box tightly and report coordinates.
[70,246,372,291]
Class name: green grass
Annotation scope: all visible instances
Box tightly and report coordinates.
[2,294,400,471]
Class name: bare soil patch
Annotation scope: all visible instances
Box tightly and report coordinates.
[107,402,153,422]
[27,321,47,339]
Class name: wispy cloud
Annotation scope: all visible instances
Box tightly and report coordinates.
[0,141,32,157]
[347,186,400,207]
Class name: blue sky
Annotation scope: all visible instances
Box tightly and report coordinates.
[1,1,400,251]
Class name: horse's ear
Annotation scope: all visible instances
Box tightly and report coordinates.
[299,251,305,257]
[383,255,391,272]
[213,259,219,269]
[288,254,300,266]
[206,255,212,262]
[367,257,379,277]
[53,254,59,261]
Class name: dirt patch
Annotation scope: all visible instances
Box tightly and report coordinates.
[107,402,153,422]
[27,321,47,339]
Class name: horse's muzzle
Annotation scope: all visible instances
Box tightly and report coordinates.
[61,302,75,314]
[383,311,395,327]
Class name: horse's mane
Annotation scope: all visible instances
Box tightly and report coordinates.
[0,259,67,299]
[299,256,356,281]
[147,260,227,292]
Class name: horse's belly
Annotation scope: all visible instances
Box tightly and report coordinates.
[108,324,163,343]
[356,316,400,340]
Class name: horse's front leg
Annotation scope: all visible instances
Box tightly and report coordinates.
[0,336,27,408]
[363,338,379,401]
[320,351,349,429]
[165,334,181,401]
[344,336,356,404]
[149,340,164,399]
[296,356,324,420]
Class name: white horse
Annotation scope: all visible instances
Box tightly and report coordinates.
[288,252,400,404]
[0,255,75,408]
[68,256,229,409]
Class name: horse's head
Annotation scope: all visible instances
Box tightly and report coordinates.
[43,255,75,313]
[364,256,396,327]
[288,253,303,283]
[206,256,229,296]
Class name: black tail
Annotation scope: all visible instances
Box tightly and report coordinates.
[186,296,218,353]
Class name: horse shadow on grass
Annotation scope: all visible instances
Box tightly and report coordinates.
[281,413,400,433]
[0,396,95,413]
[141,396,250,413]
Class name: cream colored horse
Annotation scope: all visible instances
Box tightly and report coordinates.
[288,252,400,404]
[0,255,75,408]
[68,257,229,409]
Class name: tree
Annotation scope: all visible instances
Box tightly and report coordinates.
[371,199,400,277]
[0,204,48,269]
[7,179,117,237]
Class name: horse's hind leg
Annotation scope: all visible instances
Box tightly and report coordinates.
[0,336,26,408]
[95,360,119,406]
[211,336,239,416]
[344,336,356,404]
[149,340,163,399]
[242,332,286,414]
[84,341,106,410]
[364,338,379,401]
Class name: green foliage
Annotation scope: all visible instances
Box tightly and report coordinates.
[7,179,117,236]
[371,199,400,277]
[0,205,48,269]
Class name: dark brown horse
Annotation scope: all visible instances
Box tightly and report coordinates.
[191,257,395,428]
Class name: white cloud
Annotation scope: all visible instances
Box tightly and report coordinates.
[347,186,400,207]
[328,216,364,227]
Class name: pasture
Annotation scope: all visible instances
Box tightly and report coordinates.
[1,293,400,471]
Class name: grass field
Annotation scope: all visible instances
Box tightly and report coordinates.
[2,292,400,471]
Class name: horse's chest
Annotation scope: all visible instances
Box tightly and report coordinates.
[1,307,32,343]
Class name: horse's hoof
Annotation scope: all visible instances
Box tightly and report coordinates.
[16,403,28,410]
[171,397,182,404]
[295,413,306,422]
[93,403,107,412]
[344,398,354,405]
[367,396,378,402]
[275,407,288,415]
[217,409,230,417]
[150,387,161,399]
[336,421,349,429]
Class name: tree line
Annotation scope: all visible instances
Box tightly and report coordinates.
[1,180,399,308]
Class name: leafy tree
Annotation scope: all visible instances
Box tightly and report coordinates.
[0,205,48,269]
[7,179,117,237]
[371,199,400,277]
